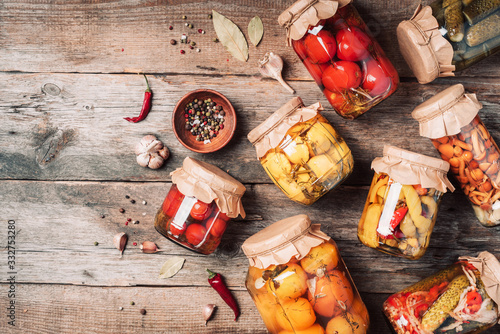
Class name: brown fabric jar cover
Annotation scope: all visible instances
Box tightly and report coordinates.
[170,157,246,218]
[247,97,324,159]
[371,145,454,193]
[412,84,482,139]
[397,4,455,84]
[241,214,330,269]
[459,251,500,322]
[278,0,351,46]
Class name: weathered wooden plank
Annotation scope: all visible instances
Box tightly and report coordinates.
[1,73,499,184]
[1,0,499,79]
[1,180,499,293]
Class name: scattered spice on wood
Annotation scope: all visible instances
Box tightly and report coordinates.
[182,15,187,19]
[119,208,125,213]
[125,221,129,226]
[180,50,185,54]
[142,200,147,205]
[94,241,99,246]
[133,220,139,224]
[170,39,177,45]
[130,199,136,204]
[140,309,146,315]
[125,195,130,199]
[133,242,137,246]
[206,269,240,321]
[100,214,105,219]
[169,25,173,30]
[127,218,132,222]
[130,301,135,305]
[123,75,152,123]
[119,307,123,311]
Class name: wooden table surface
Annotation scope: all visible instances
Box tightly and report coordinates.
[1,0,499,333]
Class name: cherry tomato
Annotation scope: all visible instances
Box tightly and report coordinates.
[303,58,329,86]
[292,39,308,60]
[323,88,346,111]
[336,27,371,61]
[206,216,227,238]
[322,61,362,91]
[190,200,213,221]
[185,223,207,246]
[362,58,391,96]
[377,55,399,95]
[169,221,186,236]
[304,29,336,63]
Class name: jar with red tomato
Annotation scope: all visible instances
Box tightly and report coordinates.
[383,252,500,334]
[279,0,399,119]
[154,157,246,255]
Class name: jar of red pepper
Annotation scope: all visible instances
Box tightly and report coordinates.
[278,0,399,119]
[154,157,246,255]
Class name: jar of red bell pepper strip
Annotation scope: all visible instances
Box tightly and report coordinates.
[154,157,246,255]
[278,0,399,119]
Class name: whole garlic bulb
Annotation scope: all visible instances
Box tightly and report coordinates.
[135,135,170,169]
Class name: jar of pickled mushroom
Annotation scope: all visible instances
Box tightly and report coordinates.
[247,97,353,205]
[358,146,454,260]
[384,251,500,333]
[278,0,399,119]
[154,157,246,255]
[241,214,369,334]
[397,2,500,84]
[412,84,500,227]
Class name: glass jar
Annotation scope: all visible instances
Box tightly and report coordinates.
[241,214,369,334]
[383,251,500,333]
[154,157,246,255]
[358,146,454,260]
[278,1,399,119]
[397,3,500,84]
[247,97,353,205]
[412,84,500,227]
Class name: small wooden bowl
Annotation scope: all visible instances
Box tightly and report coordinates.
[172,89,236,153]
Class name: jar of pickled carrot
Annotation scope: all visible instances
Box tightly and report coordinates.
[384,251,500,333]
[358,146,454,260]
[412,84,500,227]
[154,157,246,255]
[242,214,369,334]
[278,0,399,119]
[247,97,353,205]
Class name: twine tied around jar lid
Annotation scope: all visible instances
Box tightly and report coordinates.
[371,145,454,193]
[241,214,330,269]
[396,4,455,84]
[170,157,246,218]
[411,84,483,139]
[459,251,500,322]
[278,0,351,46]
[247,97,323,159]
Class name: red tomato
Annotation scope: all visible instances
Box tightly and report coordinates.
[292,39,308,60]
[322,61,362,91]
[323,88,346,110]
[303,58,329,86]
[304,30,336,63]
[190,200,213,221]
[169,221,186,236]
[185,223,207,246]
[336,27,371,61]
[378,55,399,95]
[206,216,227,238]
[362,58,391,96]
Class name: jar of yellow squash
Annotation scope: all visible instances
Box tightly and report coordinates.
[358,146,454,260]
[247,97,353,205]
[241,214,369,334]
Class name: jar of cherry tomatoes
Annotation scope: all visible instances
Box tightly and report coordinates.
[278,0,399,119]
[412,84,500,227]
[398,3,500,84]
[154,157,246,255]
[383,251,500,333]
[358,146,454,260]
[247,97,353,205]
[241,214,370,334]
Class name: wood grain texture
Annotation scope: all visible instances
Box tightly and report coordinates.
[1,73,499,184]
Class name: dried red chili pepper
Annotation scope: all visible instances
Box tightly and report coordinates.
[207,269,240,321]
[124,74,152,123]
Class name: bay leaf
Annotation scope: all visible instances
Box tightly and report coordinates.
[248,16,264,47]
[159,257,185,279]
[212,10,249,62]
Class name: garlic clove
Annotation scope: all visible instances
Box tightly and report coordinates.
[158,146,170,160]
[140,241,163,253]
[203,304,217,325]
[141,135,158,147]
[137,153,151,168]
[148,153,164,169]
[259,52,294,94]
[113,233,128,258]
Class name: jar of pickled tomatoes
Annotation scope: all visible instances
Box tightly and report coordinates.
[154,157,246,255]
[398,3,500,84]
[278,0,399,119]
[247,97,353,205]
[384,251,500,333]
[358,146,454,260]
[241,214,370,334]
[412,84,500,227]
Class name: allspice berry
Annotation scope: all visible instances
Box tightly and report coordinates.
[140,309,146,315]
[170,39,177,45]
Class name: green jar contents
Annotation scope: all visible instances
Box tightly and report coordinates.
[397,2,500,84]
[383,251,500,333]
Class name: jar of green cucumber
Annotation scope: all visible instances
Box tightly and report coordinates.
[383,251,500,333]
[397,1,500,84]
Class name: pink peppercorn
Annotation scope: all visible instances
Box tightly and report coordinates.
[133,242,137,246]
[180,50,185,54]
[125,222,129,225]
[169,26,173,30]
